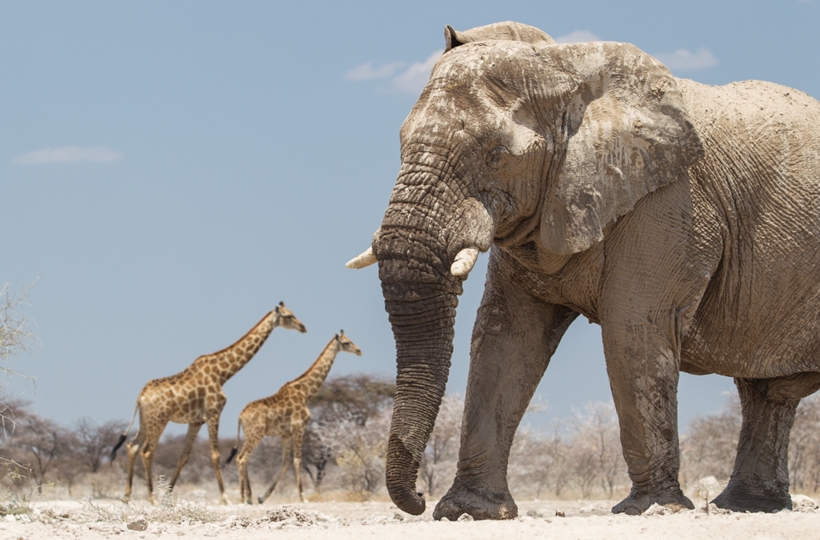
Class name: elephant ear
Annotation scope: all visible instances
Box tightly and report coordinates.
[539,42,704,255]
[444,21,555,52]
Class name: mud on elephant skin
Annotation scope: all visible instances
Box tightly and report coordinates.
[347,21,820,519]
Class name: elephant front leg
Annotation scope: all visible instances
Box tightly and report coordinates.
[603,318,693,515]
[434,278,578,521]
[712,377,811,512]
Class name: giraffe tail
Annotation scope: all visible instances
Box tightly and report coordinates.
[110,400,139,462]
[225,419,242,464]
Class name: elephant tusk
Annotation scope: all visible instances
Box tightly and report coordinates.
[450,246,480,277]
[346,247,377,269]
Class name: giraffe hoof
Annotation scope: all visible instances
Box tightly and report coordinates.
[258,496,265,504]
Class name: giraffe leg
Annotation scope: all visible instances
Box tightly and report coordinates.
[139,422,166,504]
[124,422,146,502]
[236,428,265,505]
[206,416,229,504]
[258,436,291,504]
[168,422,203,492]
[238,456,251,504]
[291,427,306,502]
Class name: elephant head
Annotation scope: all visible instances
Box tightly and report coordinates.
[347,22,703,515]
[443,21,556,51]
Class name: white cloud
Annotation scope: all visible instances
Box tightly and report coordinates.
[555,30,600,43]
[390,49,443,94]
[344,61,404,81]
[653,47,718,71]
[345,49,443,94]
[14,146,124,164]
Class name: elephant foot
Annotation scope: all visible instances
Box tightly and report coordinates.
[711,479,791,513]
[612,485,694,515]
[433,483,517,521]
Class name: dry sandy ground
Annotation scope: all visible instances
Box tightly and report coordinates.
[2,496,820,540]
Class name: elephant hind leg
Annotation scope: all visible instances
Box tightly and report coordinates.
[711,375,820,512]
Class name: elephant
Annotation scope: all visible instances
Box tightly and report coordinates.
[346,21,820,519]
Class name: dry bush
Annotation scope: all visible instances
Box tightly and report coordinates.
[7,378,820,504]
[81,477,218,524]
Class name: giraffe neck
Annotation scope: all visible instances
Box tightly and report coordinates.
[206,311,277,386]
[293,338,340,401]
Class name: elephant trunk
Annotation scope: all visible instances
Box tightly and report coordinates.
[370,159,495,515]
[381,271,458,515]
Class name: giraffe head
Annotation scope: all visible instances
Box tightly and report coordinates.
[336,330,363,356]
[274,302,307,333]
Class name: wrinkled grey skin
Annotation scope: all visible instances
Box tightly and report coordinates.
[353,22,820,519]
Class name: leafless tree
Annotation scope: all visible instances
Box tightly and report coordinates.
[54,445,85,496]
[0,281,39,490]
[509,402,628,499]
[310,374,395,425]
[73,418,127,473]
[679,395,740,487]
[418,394,462,497]
[314,409,391,498]
[304,374,395,490]
[509,424,572,498]
[569,402,627,496]
[1,401,72,493]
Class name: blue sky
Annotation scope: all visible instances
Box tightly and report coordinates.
[2,1,819,436]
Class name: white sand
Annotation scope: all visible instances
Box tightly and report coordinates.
[2,497,819,540]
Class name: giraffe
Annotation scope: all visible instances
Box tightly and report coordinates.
[226,330,362,504]
[110,302,307,504]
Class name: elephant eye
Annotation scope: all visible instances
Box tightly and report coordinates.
[487,146,509,170]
